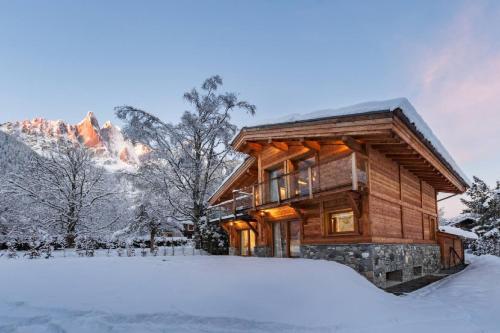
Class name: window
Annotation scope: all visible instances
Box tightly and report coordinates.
[327,210,355,234]
[386,269,403,282]
[186,224,194,232]
[268,167,285,202]
[240,229,256,256]
[294,156,317,197]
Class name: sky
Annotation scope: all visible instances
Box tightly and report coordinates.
[0,0,499,217]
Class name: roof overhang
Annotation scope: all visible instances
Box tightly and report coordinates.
[230,110,468,193]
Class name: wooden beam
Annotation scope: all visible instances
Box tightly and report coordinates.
[268,139,288,152]
[371,143,408,149]
[242,141,263,153]
[345,191,362,218]
[386,154,420,159]
[374,148,411,154]
[341,135,366,154]
[244,221,259,235]
[290,206,308,224]
[300,138,321,151]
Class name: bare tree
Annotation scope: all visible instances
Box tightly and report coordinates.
[6,141,118,246]
[115,75,255,247]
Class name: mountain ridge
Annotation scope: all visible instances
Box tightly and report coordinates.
[0,112,150,169]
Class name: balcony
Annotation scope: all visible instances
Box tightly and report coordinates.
[207,152,367,222]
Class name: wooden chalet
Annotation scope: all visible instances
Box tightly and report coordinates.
[207,98,470,288]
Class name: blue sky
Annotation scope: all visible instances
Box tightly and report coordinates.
[1,0,499,216]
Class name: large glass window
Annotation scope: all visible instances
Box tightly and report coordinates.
[295,156,316,196]
[327,211,355,234]
[268,167,285,202]
[240,229,256,256]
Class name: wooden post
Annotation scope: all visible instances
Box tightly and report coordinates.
[259,182,264,205]
[276,179,281,204]
[351,152,358,191]
[232,190,237,215]
[307,166,313,199]
[252,184,256,209]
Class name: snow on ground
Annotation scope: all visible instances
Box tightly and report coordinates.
[0,252,498,333]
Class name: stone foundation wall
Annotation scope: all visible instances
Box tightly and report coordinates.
[253,246,272,257]
[301,243,440,288]
[228,247,238,256]
[371,244,440,287]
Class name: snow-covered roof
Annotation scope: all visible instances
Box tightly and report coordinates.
[244,98,470,187]
[442,213,480,226]
[439,225,478,240]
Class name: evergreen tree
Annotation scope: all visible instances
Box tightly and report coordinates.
[461,176,500,235]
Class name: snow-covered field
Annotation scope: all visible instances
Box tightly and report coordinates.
[0,253,498,333]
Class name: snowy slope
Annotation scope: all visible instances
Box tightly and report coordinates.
[247,98,470,187]
[0,131,37,175]
[0,253,498,332]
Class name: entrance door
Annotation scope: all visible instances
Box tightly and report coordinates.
[273,222,286,257]
[240,229,256,256]
[273,220,301,258]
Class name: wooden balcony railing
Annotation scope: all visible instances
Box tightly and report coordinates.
[207,152,367,222]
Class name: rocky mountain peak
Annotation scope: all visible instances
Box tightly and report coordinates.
[0,112,150,170]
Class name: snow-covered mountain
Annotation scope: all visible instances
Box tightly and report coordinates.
[0,130,37,175]
[0,112,150,169]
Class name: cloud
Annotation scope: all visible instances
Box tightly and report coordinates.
[412,2,500,163]
[410,2,500,217]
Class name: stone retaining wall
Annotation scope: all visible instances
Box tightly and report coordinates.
[253,246,272,257]
[301,243,440,288]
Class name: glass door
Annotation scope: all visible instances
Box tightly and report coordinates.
[240,229,256,256]
[240,230,249,256]
[273,222,286,257]
[273,220,301,258]
[289,220,301,258]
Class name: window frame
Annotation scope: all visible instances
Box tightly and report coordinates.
[324,209,358,236]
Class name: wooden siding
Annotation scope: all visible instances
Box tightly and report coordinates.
[212,112,465,254]
[368,147,438,243]
[437,231,464,269]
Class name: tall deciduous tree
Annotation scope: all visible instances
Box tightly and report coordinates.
[6,141,119,246]
[115,75,255,248]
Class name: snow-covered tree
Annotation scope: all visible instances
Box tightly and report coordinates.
[5,141,120,246]
[0,131,46,240]
[6,241,17,259]
[115,75,255,251]
[461,176,500,235]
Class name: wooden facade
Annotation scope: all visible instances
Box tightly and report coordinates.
[208,108,469,285]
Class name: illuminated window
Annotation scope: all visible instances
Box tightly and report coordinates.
[240,229,256,256]
[327,211,355,234]
[268,167,285,202]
